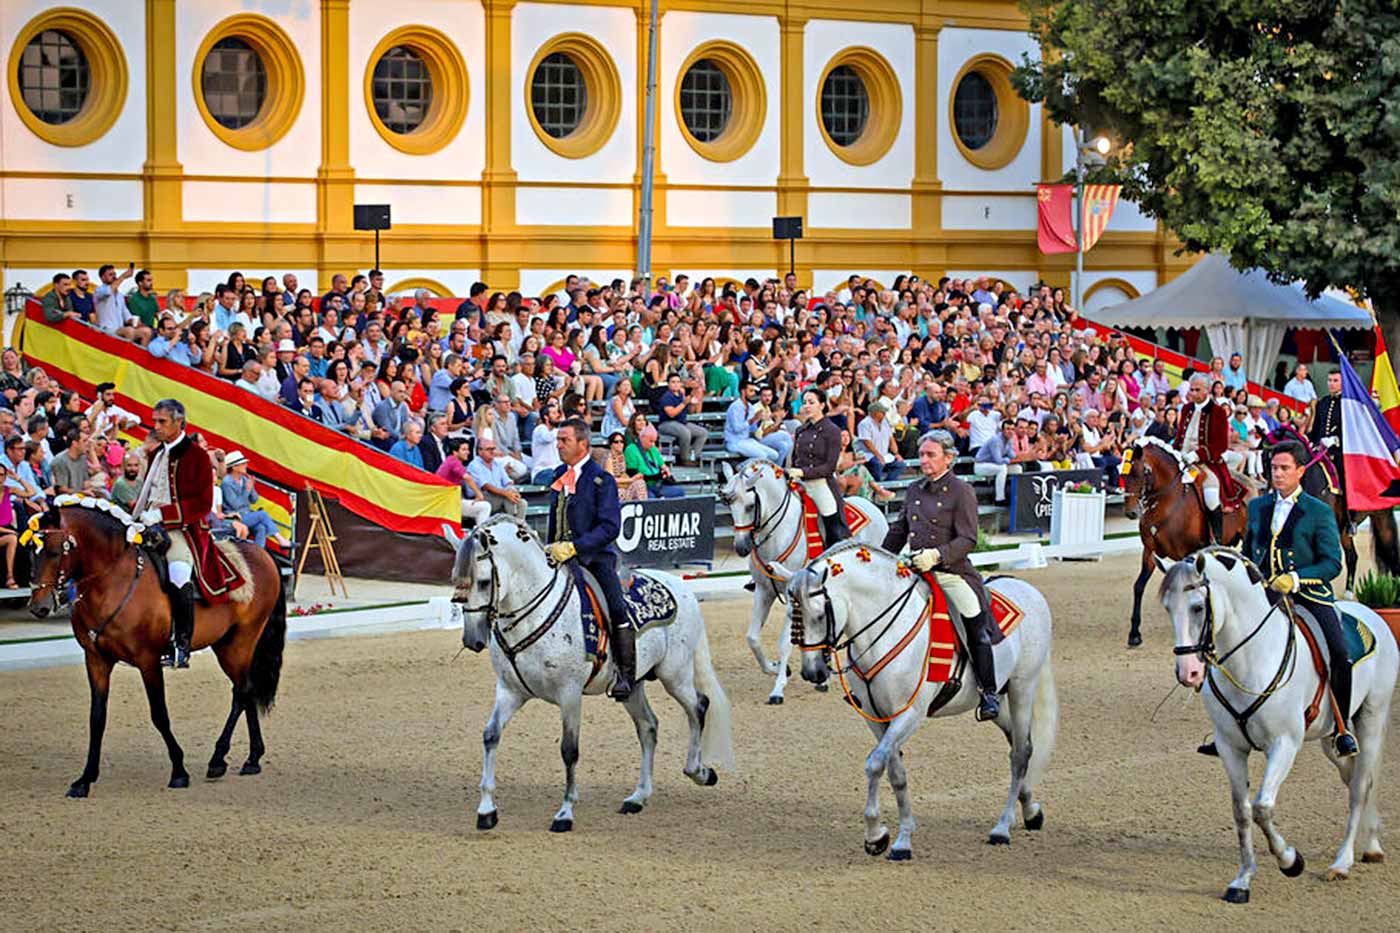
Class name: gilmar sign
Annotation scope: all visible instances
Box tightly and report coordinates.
[617,495,715,566]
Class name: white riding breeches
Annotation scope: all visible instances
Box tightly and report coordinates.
[933,571,980,617]
[801,478,837,517]
[1197,466,1221,511]
[168,561,192,588]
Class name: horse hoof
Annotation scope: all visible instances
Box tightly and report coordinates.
[1325,867,1349,882]
[1222,887,1249,904]
[814,682,829,693]
[618,801,644,815]
[239,762,261,776]
[887,848,912,862]
[767,695,784,706]
[169,773,190,789]
[549,818,573,834]
[65,782,89,799]
[476,810,498,831]
[1127,633,1143,648]
[864,831,890,857]
[1024,808,1045,831]
[704,769,719,787]
[1362,851,1386,864]
[986,832,1011,846]
[206,762,227,780]
[1281,853,1305,877]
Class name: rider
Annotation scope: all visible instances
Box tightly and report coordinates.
[1307,369,1344,497]
[788,388,850,547]
[543,416,635,702]
[1243,439,1356,758]
[1174,373,1239,544]
[132,399,244,668]
[882,429,999,722]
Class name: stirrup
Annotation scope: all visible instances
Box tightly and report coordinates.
[1334,732,1359,759]
[975,691,1000,722]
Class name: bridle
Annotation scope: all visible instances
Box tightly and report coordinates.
[31,525,145,646]
[728,470,801,584]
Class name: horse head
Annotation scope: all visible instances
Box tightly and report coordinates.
[1159,546,1265,688]
[1122,439,1180,521]
[451,514,545,652]
[785,563,835,686]
[24,507,71,619]
[786,542,897,685]
[724,459,783,559]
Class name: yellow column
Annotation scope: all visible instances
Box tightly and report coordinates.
[317,0,355,274]
[776,12,809,286]
[911,16,944,273]
[142,0,185,287]
[481,0,520,290]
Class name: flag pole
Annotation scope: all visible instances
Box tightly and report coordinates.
[1073,127,1085,312]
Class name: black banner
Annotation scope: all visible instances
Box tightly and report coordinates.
[1008,469,1104,533]
[616,494,715,566]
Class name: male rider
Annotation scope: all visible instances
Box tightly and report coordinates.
[1174,373,1240,544]
[1307,370,1345,497]
[543,417,635,701]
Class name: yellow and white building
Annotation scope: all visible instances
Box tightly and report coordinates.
[0,0,1185,306]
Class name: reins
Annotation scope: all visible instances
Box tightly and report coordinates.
[31,527,147,647]
[731,476,801,585]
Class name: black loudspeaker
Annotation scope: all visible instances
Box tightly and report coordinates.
[354,204,392,231]
[772,216,803,240]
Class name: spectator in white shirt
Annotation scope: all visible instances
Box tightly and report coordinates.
[1284,364,1317,405]
[93,263,139,340]
[856,400,903,482]
[530,402,564,485]
[966,395,1002,452]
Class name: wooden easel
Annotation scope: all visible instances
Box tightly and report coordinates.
[293,487,347,598]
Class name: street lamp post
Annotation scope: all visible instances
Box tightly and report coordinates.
[1072,129,1111,312]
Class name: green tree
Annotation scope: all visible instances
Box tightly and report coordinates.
[1015,0,1400,345]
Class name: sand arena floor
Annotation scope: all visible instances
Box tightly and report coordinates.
[4,546,1400,931]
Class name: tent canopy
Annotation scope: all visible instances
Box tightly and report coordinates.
[1095,253,1372,384]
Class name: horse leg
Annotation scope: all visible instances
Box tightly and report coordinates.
[862,708,923,859]
[1342,525,1359,599]
[660,662,716,786]
[746,583,779,676]
[1128,547,1153,648]
[771,607,799,703]
[1250,738,1304,880]
[619,685,658,814]
[1217,741,1258,903]
[240,696,265,775]
[1355,697,1390,864]
[549,688,583,833]
[206,688,244,779]
[1326,707,1387,879]
[883,744,916,862]
[989,676,1036,845]
[138,661,189,789]
[67,651,113,798]
[476,684,524,830]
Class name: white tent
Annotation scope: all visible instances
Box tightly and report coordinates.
[1094,253,1373,385]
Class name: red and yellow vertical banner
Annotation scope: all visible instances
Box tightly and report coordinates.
[1036,184,1077,254]
[1372,324,1400,437]
[1081,184,1121,253]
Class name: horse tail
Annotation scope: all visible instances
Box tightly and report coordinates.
[1371,509,1400,578]
[248,573,288,714]
[693,621,736,773]
[1025,655,1058,794]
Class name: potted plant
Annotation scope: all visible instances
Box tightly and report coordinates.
[1355,570,1400,642]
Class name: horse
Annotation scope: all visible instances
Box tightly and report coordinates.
[449,515,735,832]
[25,497,287,797]
[1122,437,1257,647]
[1159,547,1398,901]
[1262,423,1400,597]
[785,543,1057,857]
[719,459,889,704]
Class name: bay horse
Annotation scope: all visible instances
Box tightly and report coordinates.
[26,498,287,797]
[1122,437,1256,647]
[1262,424,1400,596]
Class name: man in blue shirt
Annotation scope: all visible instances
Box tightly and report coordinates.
[656,374,709,466]
[389,422,425,469]
[147,317,178,358]
[907,379,950,436]
[305,337,329,379]
[1223,352,1247,393]
[428,353,463,411]
[973,419,1022,503]
[69,269,94,323]
[724,382,792,463]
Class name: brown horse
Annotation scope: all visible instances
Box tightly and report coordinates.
[26,504,286,797]
[1121,438,1255,647]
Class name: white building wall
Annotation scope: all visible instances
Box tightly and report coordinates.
[666,189,776,229]
[175,0,321,183]
[809,192,911,230]
[937,27,1041,202]
[0,0,148,179]
[517,186,633,226]
[353,184,482,227]
[182,181,317,224]
[347,0,485,205]
[510,3,637,186]
[941,194,1037,231]
[2,177,143,222]
[658,12,781,189]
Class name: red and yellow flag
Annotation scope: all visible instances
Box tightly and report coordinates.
[1036,184,1078,255]
[1372,324,1400,437]
[1081,184,1121,253]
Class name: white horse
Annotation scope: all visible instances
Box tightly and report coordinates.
[448,515,735,832]
[720,459,889,704]
[785,543,1057,858]
[1160,547,1398,902]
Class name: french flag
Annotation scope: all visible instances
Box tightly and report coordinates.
[1334,334,1400,510]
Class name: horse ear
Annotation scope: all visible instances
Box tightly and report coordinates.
[1153,553,1172,574]
[1194,552,1206,576]
[442,524,464,551]
[720,461,735,483]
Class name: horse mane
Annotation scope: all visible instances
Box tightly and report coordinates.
[55,495,144,544]
[819,539,902,563]
[1132,435,1183,465]
[477,513,543,548]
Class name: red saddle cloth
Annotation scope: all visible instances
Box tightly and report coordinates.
[918,573,1025,683]
[790,481,871,560]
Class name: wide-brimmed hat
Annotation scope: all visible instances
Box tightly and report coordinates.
[225,450,248,468]
[1247,394,1265,408]
[276,338,296,353]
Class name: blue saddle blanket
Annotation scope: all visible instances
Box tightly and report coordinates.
[573,569,679,660]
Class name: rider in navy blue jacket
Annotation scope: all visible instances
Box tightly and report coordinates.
[545,417,635,700]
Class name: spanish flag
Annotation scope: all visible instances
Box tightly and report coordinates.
[1373,325,1400,438]
[1080,184,1121,253]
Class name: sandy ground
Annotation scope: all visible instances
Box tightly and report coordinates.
[4,544,1400,932]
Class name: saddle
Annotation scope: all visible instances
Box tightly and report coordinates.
[571,567,680,684]
[789,482,871,560]
[1286,602,1376,728]
[916,572,1026,716]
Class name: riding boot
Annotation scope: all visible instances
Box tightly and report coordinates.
[821,512,851,548]
[170,582,196,669]
[1206,506,1225,545]
[1330,657,1359,758]
[965,610,1000,722]
[608,622,636,702]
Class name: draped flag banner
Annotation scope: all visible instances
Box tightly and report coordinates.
[1331,333,1400,511]
[20,302,461,536]
[1372,324,1400,438]
[1036,184,1078,254]
[1080,184,1121,253]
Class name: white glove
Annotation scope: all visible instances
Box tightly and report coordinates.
[787,468,804,480]
[1322,436,1338,448]
[1182,450,1199,465]
[911,548,941,572]
[140,508,161,525]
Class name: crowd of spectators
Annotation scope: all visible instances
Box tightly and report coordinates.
[28,264,1314,531]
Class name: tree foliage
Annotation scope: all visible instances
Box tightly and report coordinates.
[1014,0,1400,319]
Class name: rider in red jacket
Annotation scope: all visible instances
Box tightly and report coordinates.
[1173,375,1241,544]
